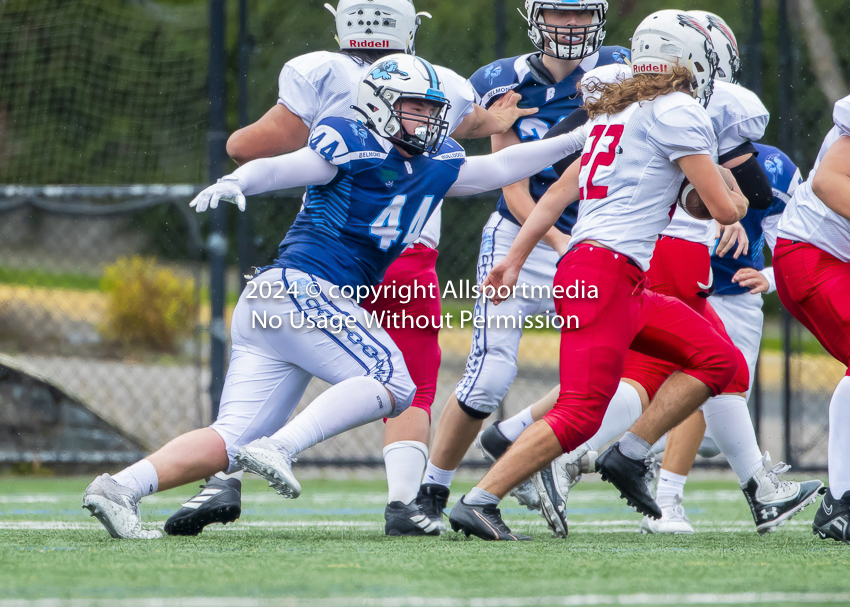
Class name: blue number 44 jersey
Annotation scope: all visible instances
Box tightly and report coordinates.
[261,117,466,289]
[711,143,803,296]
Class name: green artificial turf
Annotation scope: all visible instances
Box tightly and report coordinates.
[0,474,846,606]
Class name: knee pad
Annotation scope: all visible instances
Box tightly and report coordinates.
[458,400,493,420]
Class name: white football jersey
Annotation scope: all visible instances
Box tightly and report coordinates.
[277,51,476,249]
[662,82,769,248]
[568,92,716,271]
[778,95,850,262]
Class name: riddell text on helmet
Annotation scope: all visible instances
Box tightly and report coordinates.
[633,64,668,73]
[349,40,392,48]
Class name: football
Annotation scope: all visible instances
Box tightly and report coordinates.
[677,166,735,220]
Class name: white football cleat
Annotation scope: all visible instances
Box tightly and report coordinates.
[552,445,597,499]
[82,474,162,539]
[639,495,694,535]
[741,452,824,535]
[235,438,301,498]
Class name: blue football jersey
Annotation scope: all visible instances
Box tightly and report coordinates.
[469,47,629,234]
[261,117,466,289]
[711,143,803,295]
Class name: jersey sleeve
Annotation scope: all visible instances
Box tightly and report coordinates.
[715,86,768,156]
[834,95,850,136]
[308,118,386,174]
[277,57,322,128]
[435,65,476,133]
[648,99,716,162]
[468,57,521,108]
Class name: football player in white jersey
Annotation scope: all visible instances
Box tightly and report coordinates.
[415,0,630,528]
[81,54,586,540]
[163,0,538,538]
[475,11,821,538]
[447,9,751,541]
[775,94,850,544]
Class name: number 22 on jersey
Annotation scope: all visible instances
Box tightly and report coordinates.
[579,124,624,200]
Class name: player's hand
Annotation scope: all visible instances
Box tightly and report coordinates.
[715,221,748,259]
[732,267,770,294]
[189,179,246,213]
[482,258,520,305]
[489,91,538,133]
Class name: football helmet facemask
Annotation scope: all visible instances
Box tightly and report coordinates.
[522,0,608,60]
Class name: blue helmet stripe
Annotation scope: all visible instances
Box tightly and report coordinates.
[417,57,440,91]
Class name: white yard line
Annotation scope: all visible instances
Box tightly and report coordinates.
[0,519,808,532]
[2,593,850,607]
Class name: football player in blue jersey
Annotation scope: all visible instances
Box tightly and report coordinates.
[417,0,629,526]
[81,54,588,539]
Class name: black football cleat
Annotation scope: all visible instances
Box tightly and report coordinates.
[384,500,443,536]
[449,496,531,541]
[812,489,850,544]
[475,424,513,462]
[164,476,242,536]
[596,442,662,520]
[414,483,449,535]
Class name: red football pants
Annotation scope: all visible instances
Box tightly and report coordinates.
[361,244,443,417]
[775,238,850,372]
[621,236,750,400]
[543,243,739,452]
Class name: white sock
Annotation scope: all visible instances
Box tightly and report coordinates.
[466,487,500,506]
[829,377,850,499]
[113,459,159,500]
[383,440,428,504]
[703,394,763,483]
[423,461,455,488]
[656,469,687,509]
[271,377,393,455]
[584,382,643,452]
[497,406,535,442]
[214,470,244,482]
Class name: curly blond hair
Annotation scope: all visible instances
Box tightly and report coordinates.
[582,66,694,119]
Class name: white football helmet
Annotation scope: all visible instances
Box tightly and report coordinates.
[521,0,608,60]
[689,11,741,84]
[325,0,431,55]
[354,54,451,155]
[631,10,719,107]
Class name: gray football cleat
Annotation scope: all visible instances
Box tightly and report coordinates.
[740,452,824,535]
[449,496,531,541]
[164,476,242,536]
[235,438,301,498]
[533,446,597,538]
[82,474,162,539]
[474,424,540,511]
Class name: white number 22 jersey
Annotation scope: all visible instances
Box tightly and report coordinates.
[569,91,716,271]
[277,51,476,250]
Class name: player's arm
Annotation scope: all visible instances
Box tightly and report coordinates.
[451,92,538,140]
[482,159,581,304]
[189,148,337,213]
[677,155,748,225]
[732,212,780,295]
[226,104,311,166]
[812,135,850,221]
[491,129,570,253]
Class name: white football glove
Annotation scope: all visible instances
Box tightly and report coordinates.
[189,178,246,213]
